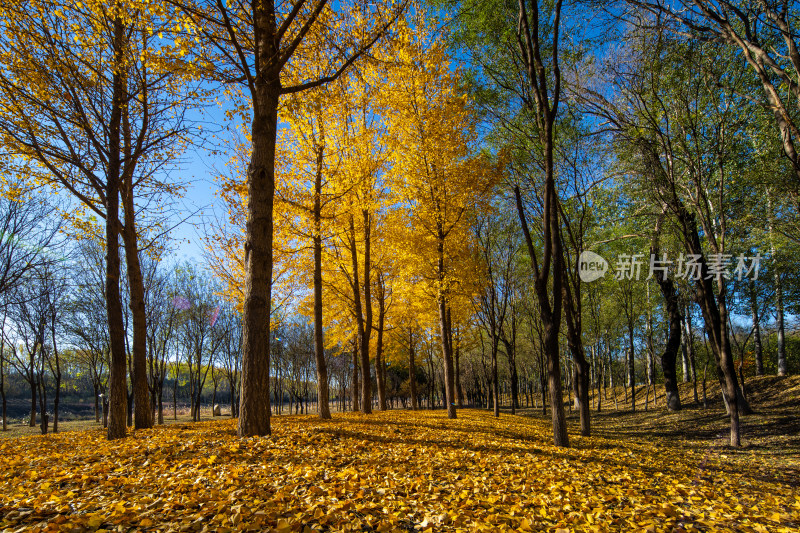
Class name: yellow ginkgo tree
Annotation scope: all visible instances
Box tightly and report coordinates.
[273,73,358,420]
[321,67,393,414]
[381,19,496,419]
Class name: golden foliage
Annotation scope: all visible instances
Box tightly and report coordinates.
[204,14,495,368]
[1,410,797,532]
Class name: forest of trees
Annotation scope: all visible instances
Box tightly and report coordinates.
[1,0,799,449]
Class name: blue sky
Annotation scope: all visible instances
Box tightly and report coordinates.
[163,103,238,266]
[167,152,222,264]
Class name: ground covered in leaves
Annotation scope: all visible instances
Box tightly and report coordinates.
[1,409,798,533]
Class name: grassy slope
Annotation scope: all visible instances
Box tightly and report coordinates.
[522,375,800,480]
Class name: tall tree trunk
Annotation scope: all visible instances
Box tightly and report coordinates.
[212,379,217,417]
[685,309,700,404]
[312,159,331,419]
[563,270,590,435]
[1,367,5,432]
[375,273,387,411]
[51,321,61,433]
[172,365,178,420]
[651,246,682,411]
[627,321,636,412]
[455,336,464,408]
[427,349,435,409]
[540,352,547,416]
[360,211,373,413]
[0,314,6,431]
[189,364,196,420]
[237,46,281,436]
[38,371,47,435]
[775,271,787,376]
[572,346,590,434]
[507,346,518,414]
[157,387,164,424]
[347,212,370,414]
[701,359,708,409]
[749,280,763,376]
[127,390,134,427]
[105,15,129,441]
[29,373,36,427]
[53,370,60,433]
[503,310,520,413]
[229,377,238,418]
[437,238,457,419]
[514,0,568,449]
[409,329,417,410]
[681,319,691,383]
[120,185,150,430]
[545,321,568,445]
[768,192,787,376]
[150,380,157,423]
[119,97,150,431]
[567,360,573,412]
[0,325,4,431]
[645,299,656,409]
[275,365,282,415]
[488,327,500,417]
[93,382,100,423]
[594,345,602,412]
[519,211,567,445]
[480,336,490,410]
[351,340,360,412]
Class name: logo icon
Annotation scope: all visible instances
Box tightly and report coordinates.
[579,251,608,282]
